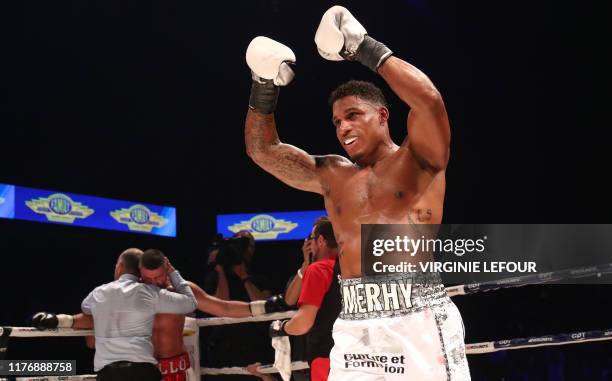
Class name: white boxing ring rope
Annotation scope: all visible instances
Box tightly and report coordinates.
[0,377,98,381]
[2,311,298,339]
[3,327,611,381]
[196,311,296,327]
[2,264,611,380]
[445,262,612,297]
[202,361,310,376]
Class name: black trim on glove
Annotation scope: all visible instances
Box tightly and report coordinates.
[265,294,291,313]
[249,79,279,114]
[342,35,393,73]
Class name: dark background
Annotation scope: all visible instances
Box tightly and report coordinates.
[1,0,610,380]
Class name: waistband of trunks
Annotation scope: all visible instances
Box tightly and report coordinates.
[158,352,191,374]
[339,271,449,320]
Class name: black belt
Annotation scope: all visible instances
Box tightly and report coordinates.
[104,361,136,369]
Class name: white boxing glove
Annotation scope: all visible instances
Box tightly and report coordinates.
[314,6,392,72]
[246,36,296,86]
[246,36,296,114]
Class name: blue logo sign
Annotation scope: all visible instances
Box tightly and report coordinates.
[25,193,95,223]
[8,184,176,237]
[0,184,15,219]
[217,210,327,241]
[111,204,169,233]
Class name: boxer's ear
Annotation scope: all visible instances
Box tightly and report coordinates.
[378,106,389,126]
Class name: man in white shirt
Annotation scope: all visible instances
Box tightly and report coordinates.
[58,248,195,380]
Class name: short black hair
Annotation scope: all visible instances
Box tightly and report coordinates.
[141,249,166,270]
[328,80,388,108]
[120,248,142,275]
[313,216,337,248]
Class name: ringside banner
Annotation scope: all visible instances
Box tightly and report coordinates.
[0,184,15,219]
[217,210,327,241]
[1,183,176,237]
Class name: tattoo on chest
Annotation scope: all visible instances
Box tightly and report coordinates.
[408,208,433,223]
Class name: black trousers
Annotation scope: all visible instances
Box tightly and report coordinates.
[97,361,161,381]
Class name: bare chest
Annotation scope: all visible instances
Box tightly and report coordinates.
[324,168,426,224]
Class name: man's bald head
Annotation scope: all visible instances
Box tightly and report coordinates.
[117,248,143,277]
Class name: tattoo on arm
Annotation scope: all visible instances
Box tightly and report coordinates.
[245,111,279,158]
[274,148,316,181]
[245,110,320,192]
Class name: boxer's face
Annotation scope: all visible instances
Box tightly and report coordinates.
[332,96,388,162]
[140,266,167,287]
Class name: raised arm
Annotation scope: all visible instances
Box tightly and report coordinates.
[283,239,312,306]
[245,111,322,194]
[212,264,230,300]
[155,264,197,314]
[244,36,323,194]
[379,57,450,171]
[314,6,450,171]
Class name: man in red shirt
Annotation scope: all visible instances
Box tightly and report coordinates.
[270,217,341,381]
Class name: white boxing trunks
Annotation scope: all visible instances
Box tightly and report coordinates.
[329,272,471,381]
